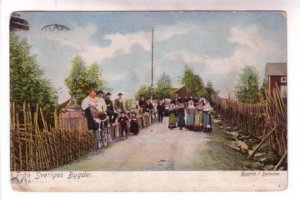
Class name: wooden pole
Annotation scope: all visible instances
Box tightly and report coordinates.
[150,28,154,101]
[247,126,277,159]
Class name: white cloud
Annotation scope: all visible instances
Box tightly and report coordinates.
[166,50,210,63]
[81,30,151,64]
[155,22,196,42]
[164,24,284,97]
[229,25,273,54]
[43,23,98,50]
[104,73,127,81]
[43,22,195,65]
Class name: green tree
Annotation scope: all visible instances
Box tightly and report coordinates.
[205,81,218,102]
[65,56,104,104]
[135,85,151,100]
[10,33,57,123]
[235,66,260,103]
[259,80,268,101]
[154,72,172,100]
[180,65,207,97]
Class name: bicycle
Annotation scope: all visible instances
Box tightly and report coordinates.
[96,117,110,148]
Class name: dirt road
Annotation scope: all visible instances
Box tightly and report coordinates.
[55,118,252,171]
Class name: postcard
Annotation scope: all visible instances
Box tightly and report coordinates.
[7,7,287,192]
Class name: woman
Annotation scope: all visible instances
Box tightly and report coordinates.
[202,101,213,132]
[168,102,177,130]
[194,98,205,132]
[186,100,196,130]
[176,102,185,130]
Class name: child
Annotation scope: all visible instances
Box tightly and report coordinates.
[130,112,139,135]
[118,111,129,138]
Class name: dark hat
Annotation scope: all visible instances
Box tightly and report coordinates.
[106,92,112,96]
[118,92,123,96]
[120,111,126,114]
[96,90,104,95]
[88,88,96,93]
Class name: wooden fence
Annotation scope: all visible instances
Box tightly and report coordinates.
[212,87,287,170]
[10,103,157,171]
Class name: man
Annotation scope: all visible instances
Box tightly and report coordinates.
[138,96,147,113]
[145,99,154,113]
[145,99,154,123]
[157,100,165,123]
[114,92,126,113]
[105,92,118,123]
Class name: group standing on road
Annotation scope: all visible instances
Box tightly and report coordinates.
[165,96,214,133]
[81,88,214,141]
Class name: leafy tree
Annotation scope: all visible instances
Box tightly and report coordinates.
[235,66,260,104]
[10,33,57,123]
[259,80,268,101]
[65,56,104,104]
[205,81,218,102]
[135,85,151,100]
[180,65,207,97]
[124,99,133,110]
[154,72,172,100]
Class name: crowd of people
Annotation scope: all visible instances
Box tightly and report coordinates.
[165,96,214,133]
[81,89,139,137]
[81,89,214,137]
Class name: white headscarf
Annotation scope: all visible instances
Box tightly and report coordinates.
[203,102,213,112]
[199,97,207,104]
[188,100,195,109]
[170,103,176,110]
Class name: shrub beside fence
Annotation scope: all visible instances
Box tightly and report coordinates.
[10,102,157,171]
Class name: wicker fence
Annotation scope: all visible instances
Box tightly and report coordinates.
[10,103,157,171]
[212,87,287,169]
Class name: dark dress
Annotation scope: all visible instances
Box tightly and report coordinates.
[176,108,185,129]
[84,107,99,130]
[130,116,139,135]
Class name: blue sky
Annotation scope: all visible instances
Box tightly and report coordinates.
[16,11,286,103]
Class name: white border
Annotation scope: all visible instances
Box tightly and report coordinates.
[1,0,300,199]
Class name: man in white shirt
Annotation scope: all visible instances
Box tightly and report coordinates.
[81,89,103,122]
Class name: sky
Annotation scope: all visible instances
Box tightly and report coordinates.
[16,11,287,103]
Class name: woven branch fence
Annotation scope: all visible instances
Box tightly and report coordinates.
[213,86,287,170]
[10,102,157,171]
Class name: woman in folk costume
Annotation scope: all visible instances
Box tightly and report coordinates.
[194,98,205,132]
[202,101,213,133]
[176,101,185,130]
[186,100,196,130]
[168,100,177,130]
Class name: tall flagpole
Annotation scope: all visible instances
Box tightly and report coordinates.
[151,28,154,101]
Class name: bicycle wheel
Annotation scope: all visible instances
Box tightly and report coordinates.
[97,129,102,149]
[101,128,108,147]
